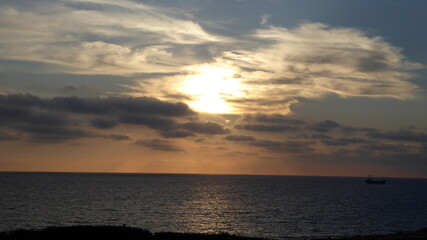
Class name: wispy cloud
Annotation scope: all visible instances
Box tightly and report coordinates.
[1,0,422,115]
[132,23,423,115]
[134,138,185,152]
[0,0,225,75]
[220,23,423,113]
[260,14,271,25]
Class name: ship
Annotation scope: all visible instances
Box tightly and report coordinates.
[365,175,386,184]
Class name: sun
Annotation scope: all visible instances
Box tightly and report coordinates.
[180,65,243,114]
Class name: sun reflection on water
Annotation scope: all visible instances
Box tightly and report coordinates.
[172,177,260,235]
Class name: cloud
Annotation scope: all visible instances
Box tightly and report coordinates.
[235,124,300,132]
[0,93,242,144]
[0,106,69,127]
[59,85,92,92]
[260,14,271,25]
[298,148,427,174]
[24,127,130,143]
[90,118,118,129]
[367,129,427,143]
[227,151,258,156]
[250,139,314,153]
[119,114,176,131]
[160,130,195,138]
[249,139,282,148]
[0,94,46,109]
[134,139,184,152]
[11,122,129,143]
[0,0,225,75]
[43,42,181,75]
[308,134,333,139]
[220,23,422,113]
[226,97,299,114]
[234,113,305,132]
[0,93,197,142]
[223,129,314,154]
[51,95,195,116]
[244,113,305,125]
[321,138,370,146]
[154,20,421,114]
[1,1,422,116]
[230,114,427,159]
[309,120,340,132]
[222,113,427,162]
[341,126,376,133]
[178,121,230,135]
[0,131,18,141]
[1,94,426,176]
[106,134,132,141]
[224,135,255,142]
[0,94,194,117]
[360,143,414,153]
[16,125,93,143]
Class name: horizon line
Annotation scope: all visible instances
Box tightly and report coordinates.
[1,170,425,180]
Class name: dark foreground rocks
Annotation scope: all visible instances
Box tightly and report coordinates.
[0,226,263,240]
[1,225,427,240]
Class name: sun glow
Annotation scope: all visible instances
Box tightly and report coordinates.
[181,65,243,114]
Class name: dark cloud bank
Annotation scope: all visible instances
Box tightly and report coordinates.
[1,93,426,174]
[0,93,228,147]
[226,113,427,173]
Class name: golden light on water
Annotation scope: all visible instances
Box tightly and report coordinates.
[181,65,243,114]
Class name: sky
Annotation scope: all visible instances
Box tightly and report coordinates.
[1,0,427,178]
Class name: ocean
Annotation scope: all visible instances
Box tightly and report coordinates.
[1,172,427,239]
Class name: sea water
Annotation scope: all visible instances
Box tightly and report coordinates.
[1,172,427,239]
